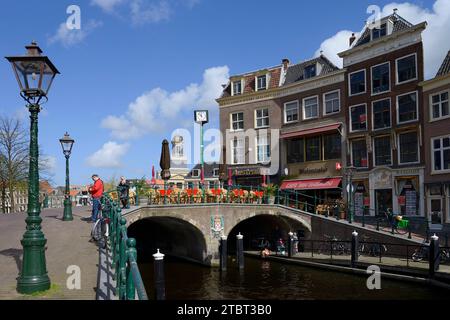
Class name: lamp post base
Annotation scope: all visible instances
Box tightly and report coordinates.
[63,199,73,221]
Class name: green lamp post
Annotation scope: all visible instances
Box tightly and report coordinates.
[60,132,75,221]
[6,41,60,294]
[194,110,208,201]
[345,165,356,224]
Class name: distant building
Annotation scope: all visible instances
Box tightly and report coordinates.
[185,163,220,189]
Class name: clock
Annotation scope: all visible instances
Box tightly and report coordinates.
[194,110,209,124]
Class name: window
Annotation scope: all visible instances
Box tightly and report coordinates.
[374,136,392,166]
[209,181,215,189]
[284,101,299,123]
[324,91,340,115]
[303,96,318,119]
[431,91,449,120]
[323,133,341,160]
[231,112,244,131]
[372,99,391,130]
[352,140,368,168]
[187,182,194,189]
[350,104,367,131]
[255,108,269,128]
[305,136,321,162]
[398,132,419,164]
[396,54,417,84]
[372,23,387,40]
[287,138,304,163]
[176,183,183,189]
[432,136,450,172]
[213,168,219,177]
[349,70,366,95]
[397,92,418,124]
[256,135,270,163]
[304,64,316,79]
[232,80,242,96]
[231,137,245,164]
[372,62,390,94]
[192,169,200,177]
[256,75,267,91]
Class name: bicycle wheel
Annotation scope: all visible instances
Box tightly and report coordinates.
[412,249,424,262]
[395,226,409,235]
[91,219,102,241]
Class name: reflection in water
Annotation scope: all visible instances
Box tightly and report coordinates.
[138,256,450,300]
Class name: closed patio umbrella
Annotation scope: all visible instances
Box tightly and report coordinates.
[160,139,171,204]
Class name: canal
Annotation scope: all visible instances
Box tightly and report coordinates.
[138,256,450,300]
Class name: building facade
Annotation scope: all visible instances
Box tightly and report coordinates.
[422,50,450,231]
[338,11,427,222]
[185,163,220,189]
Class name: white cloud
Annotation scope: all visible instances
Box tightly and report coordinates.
[91,0,125,12]
[131,0,171,25]
[315,0,450,78]
[102,66,229,140]
[48,20,102,48]
[86,141,130,168]
[41,155,57,174]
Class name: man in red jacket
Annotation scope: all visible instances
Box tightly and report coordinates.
[88,174,104,222]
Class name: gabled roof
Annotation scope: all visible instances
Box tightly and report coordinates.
[353,12,413,48]
[436,50,450,77]
[185,163,219,179]
[283,55,339,85]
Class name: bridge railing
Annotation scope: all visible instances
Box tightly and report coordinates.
[102,192,148,300]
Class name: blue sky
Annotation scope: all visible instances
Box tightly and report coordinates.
[0,0,448,186]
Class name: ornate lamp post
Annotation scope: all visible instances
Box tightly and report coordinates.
[6,41,60,294]
[194,110,209,200]
[59,132,75,221]
[345,166,356,224]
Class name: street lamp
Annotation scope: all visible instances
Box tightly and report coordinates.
[194,110,209,201]
[59,132,75,221]
[6,41,60,294]
[345,166,356,224]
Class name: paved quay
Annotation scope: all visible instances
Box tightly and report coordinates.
[0,207,99,300]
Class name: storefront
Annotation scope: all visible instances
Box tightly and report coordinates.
[425,183,450,230]
[231,166,273,188]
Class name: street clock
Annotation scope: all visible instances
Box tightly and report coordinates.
[194,110,209,124]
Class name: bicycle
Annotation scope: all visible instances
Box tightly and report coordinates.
[318,235,349,255]
[412,241,450,262]
[379,209,409,235]
[358,236,387,257]
[91,199,110,249]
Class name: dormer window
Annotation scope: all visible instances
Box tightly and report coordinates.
[213,168,219,177]
[256,75,267,91]
[232,80,242,96]
[372,23,387,40]
[192,169,200,177]
[304,65,316,79]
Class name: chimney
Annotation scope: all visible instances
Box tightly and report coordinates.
[349,33,356,46]
[282,58,290,70]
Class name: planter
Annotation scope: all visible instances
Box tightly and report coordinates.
[340,211,346,219]
[268,196,275,204]
[138,196,148,206]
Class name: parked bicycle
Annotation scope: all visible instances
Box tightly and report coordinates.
[318,235,349,255]
[358,236,388,257]
[379,208,409,235]
[411,241,450,262]
[91,197,110,249]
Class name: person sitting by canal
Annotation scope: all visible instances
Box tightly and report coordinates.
[117,176,130,209]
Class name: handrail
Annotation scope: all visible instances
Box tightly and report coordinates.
[101,193,148,300]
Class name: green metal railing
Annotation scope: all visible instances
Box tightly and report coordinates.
[102,193,148,300]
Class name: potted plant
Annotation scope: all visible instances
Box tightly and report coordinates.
[264,184,278,204]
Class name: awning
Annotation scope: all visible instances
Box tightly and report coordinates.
[281,123,341,139]
[280,178,341,190]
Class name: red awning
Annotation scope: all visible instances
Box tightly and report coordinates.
[280,178,341,190]
[281,124,341,139]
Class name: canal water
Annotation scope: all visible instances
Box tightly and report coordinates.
[138,256,450,300]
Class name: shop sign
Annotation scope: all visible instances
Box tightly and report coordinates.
[234,168,261,176]
[298,166,327,175]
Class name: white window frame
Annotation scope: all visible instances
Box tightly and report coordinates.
[430,90,450,122]
[372,135,393,167]
[371,22,387,41]
[254,108,270,129]
[284,100,299,124]
[255,134,270,164]
[302,95,319,120]
[231,79,244,96]
[397,131,420,165]
[255,74,268,92]
[192,169,200,177]
[213,168,219,177]
[431,135,450,174]
[396,91,419,125]
[395,53,418,85]
[371,61,391,96]
[323,89,341,116]
[230,112,244,132]
[231,137,245,165]
[350,139,369,169]
[372,97,392,131]
[348,69,367,97]
[349,103,368,133]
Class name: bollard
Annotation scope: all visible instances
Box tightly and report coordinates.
[126,238,137,300]
[351,230,358,268]
[288,232,294,258]
[376,218,380,231]
[408,224,412,239]
[220,235,227,272]
[429,234,440,277]
[153,249,166,300]
[236,233,244,270]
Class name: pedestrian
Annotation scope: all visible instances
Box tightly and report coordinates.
[88,174,104,222]
[117,176,130,209]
